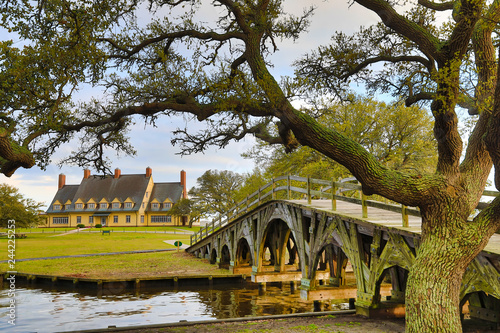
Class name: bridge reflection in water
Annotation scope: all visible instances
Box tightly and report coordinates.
[0,281,353,332]
[187,176,500,324]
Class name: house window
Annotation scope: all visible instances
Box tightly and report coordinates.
[151,215,171,223]
[113,215,118,223]
[126,215,131,223]
[152,203,159,209]
[65,204,71,210]
[88,203,96,209]
[100,203,108,209]
[76,203,83,209]
[53,204,61,210]
[164,203,172,209]
[141,215,144,223]
[113,202,120,209]
[53,217,68,224]
[89,216,94,224]
[125,202,132,208]
[142,203,145,209]
[77,216,81,224]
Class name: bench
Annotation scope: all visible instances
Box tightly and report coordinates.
[102,230,111,235]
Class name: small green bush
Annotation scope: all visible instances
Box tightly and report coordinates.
[76,224,85,229]
[95,224,102,228]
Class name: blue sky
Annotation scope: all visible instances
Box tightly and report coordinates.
[0,1,384,208]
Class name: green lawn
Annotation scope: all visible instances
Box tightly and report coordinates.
[1,226,201,233]
[0,251,229,279]
[0,231,193,260]
[0,231,228,279]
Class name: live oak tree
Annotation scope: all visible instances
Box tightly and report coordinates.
[2,0,500,331]
[243,96,438,180]
[189,169,244,217]
[0,183,44,228]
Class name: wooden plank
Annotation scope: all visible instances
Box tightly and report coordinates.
[302,284,392,301]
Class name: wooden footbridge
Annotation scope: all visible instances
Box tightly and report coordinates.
[186,176,500,323]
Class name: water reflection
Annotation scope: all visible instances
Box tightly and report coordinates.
[0,281,351,333]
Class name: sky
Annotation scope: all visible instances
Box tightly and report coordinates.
[0,1,397,209]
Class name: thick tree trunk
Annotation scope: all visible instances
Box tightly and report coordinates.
[406,238,467,332]
[405,205,490,332]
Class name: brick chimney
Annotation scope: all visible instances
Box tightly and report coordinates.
[180,170,187,198]
[146,167,152,178]
[114,168,121,179]
[58,174,66,190]
[83,169,91,179]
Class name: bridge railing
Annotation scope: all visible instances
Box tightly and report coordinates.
[190,175,499,245]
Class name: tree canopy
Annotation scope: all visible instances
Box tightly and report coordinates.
[244,96,437,180]
[2,0,500,331]
[0,183,45,228]
[189,169,244,217]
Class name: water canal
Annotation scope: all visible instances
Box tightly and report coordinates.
[0,281,352,332]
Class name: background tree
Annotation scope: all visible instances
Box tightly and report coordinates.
[244,96,437,180]
[0,184,44,228]
[169,198,203,227]
[2,1,500,331]
[189,170,244,217]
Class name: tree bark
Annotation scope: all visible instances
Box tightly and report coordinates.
[405,199,494,332]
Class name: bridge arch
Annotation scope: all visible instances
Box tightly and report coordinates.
[235,237,253,267]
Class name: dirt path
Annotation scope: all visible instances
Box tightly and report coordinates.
[113,313,406,333]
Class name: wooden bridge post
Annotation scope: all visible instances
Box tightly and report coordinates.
[287,174,291,200]
[402,205,409,227]
[307,177,311,204]
[331,179,337,211]
[361,191,368,218]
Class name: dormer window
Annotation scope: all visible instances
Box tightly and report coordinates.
[53,204,61,210]
[152,203,159,209]
[112,202,120,209]
[76,203,83,209]
[88,203,96,209]
[164,203,172,209]
[65,204,71,210]
[100,203,108,209]
[125,202,132,208]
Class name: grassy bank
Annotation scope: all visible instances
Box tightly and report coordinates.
[0,232,192,260]
[1,226,201,233]
[1,251,228,279]
[0,230,226,279]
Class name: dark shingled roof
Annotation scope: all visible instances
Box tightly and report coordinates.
[46,174,151,213]
[74,174,150,203]
[150,182,183,204]
[46,185,79,213]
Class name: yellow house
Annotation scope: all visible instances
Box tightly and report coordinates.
[45,167,188,227]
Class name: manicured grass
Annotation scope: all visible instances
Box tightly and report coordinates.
[0,226,201,233]
[0,232,192,260]
[0,251,229,279]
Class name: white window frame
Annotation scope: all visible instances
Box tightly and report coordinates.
[125,202,133,208]
[151,215,171,223]
[76,203,83,209]
[100,203,108,209]
[126,215,131,223]
[88,203,96,209]
[113,202,120,209]
[53,217,68,224]
[53,204,61,210]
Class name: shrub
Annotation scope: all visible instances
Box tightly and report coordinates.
[76,224,85,228]
[95,224,102,228]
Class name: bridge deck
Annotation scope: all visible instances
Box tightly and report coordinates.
[289,199,500,257]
